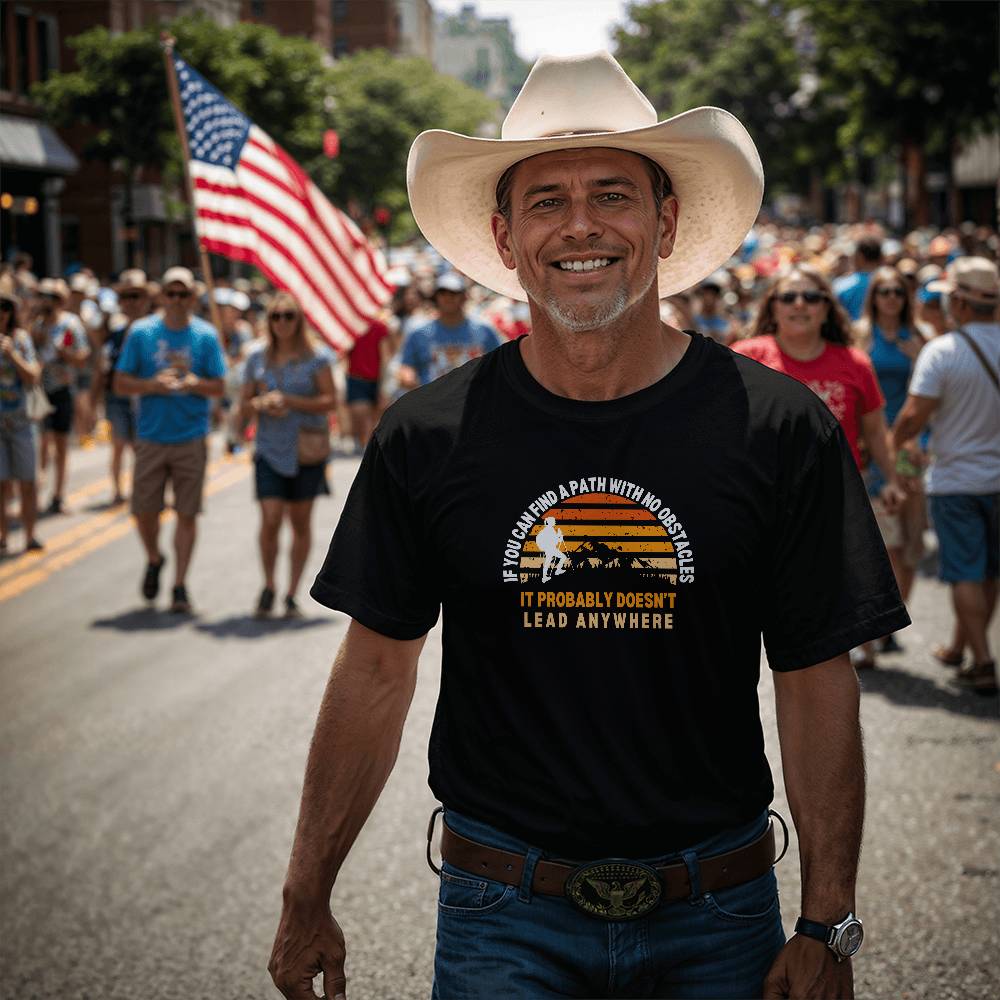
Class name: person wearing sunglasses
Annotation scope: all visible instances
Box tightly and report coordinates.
[0,275,43,553]
[734,266,906,671]
[113,266,226,614]
[240,291,336,619]
[855,267,929,654]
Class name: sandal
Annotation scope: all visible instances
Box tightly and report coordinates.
[255,587,275,619]
[931,645,964,668]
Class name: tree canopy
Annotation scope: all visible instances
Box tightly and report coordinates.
[32,14,495,236]
[614,0,999,213]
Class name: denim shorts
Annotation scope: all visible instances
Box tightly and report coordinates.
[929,493,1000,583]
[105,393,135,442]
[346,375,378,404]
[433,809,785,999]
[254,455,329,502]
[0,417,35,482]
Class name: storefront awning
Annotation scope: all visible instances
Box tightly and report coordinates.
[0,114,78,174]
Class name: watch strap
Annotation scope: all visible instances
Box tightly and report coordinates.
[795,916,833,944]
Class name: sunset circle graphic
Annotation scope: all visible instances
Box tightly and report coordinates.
[519,492,677,584]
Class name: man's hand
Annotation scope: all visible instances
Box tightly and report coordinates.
[763,935,853,999]
[879,480,906,516]
[153,368,180,393]
[0,334,13,357]
[268,898,347,999]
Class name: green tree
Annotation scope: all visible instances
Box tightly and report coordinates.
[322,48,495,236]
[613,0,836,197]
[790,0,1000,225]
[32,15,494,253]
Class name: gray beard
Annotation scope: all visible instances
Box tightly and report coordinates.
[524,258,658,333]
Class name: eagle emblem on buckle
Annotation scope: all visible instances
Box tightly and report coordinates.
[565,860,661,920]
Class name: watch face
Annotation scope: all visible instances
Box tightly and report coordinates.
[838,921,864,957]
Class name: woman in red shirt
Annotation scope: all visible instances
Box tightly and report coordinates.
[732,265,906,669]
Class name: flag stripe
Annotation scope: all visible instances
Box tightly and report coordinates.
[196,214,364,344]
[194,178,370,328]
[174,55,390,350]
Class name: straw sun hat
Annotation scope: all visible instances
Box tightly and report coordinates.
[407,51,763,302]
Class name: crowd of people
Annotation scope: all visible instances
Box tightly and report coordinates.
[0,217,997,689]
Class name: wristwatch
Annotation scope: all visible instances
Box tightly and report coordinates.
[794,912,864,961]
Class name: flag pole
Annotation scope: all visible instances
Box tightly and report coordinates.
[161,32,223,335]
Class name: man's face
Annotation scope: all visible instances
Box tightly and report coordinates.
[491,147,678,333]
[434,289,465,322]
[163,282,194,322]
[118,288,149,321]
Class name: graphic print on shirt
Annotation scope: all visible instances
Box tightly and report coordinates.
[499,476,695,632]
[806,379,846,423]
[154,339,193,374]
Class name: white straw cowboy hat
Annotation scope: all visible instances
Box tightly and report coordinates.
[407,51,764,302]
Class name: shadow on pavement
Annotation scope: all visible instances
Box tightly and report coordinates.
[91,607,193,632]
[859,661,999,720]
[192,614,329,639]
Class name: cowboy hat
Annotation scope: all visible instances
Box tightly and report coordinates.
[927,257,999,307]
[113,268,153,295]
[37,277,70,301]
[407,51,763,302]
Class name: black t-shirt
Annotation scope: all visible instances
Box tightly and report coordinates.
[312,334,909,859]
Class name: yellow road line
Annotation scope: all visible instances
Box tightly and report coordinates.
[0,457,250,604]
[0,453,246,583]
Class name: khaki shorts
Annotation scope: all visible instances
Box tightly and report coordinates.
[872,491,927,569]
[132,437,208,517]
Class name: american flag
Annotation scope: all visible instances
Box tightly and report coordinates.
[173,52,392,351]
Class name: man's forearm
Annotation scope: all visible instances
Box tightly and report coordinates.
[774,655,864,923]
[283,623,423,905]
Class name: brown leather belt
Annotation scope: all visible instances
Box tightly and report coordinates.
[439,818,777,908]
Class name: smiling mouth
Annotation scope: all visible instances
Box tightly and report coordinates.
[552,257,619,272]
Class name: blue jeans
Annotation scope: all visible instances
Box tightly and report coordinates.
[432,809,786,999]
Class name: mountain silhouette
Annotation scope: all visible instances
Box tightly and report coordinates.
[566,539,658,572]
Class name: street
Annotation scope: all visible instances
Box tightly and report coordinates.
[1,438,998,1000]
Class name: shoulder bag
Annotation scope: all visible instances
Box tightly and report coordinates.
[955,327,1000,396]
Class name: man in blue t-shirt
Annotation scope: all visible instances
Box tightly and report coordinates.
[833,236,882,320]
[114,266,225,613]
[398,272,502,388]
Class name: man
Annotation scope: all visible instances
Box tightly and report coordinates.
[95,269,154,504]
[892,257,1000,694]
[31,278,90,514]
[833,236,882,321]
[113,266,225,614]
[397,272,501,388]
[692,270,733,344]
[270,53,908,1000]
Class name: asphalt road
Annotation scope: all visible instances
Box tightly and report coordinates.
[1,436,997,1000]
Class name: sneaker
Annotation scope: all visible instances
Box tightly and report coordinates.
[255,586,275,619]
[25,538,44,553]
[953,661,998,696]
[142,556,165,601]
[45,496,64,515]
[283,595,304,620]
[169,584,193,614]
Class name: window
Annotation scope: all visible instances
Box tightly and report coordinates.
[35,16,56,82]
[331,0,348,23]
[250,0,265,17]
[333,35,350,57]
[16,12,30,94]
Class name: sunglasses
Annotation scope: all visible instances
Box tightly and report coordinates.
[775,290,826,305]
[875,287,906,298]
[165,289,191,300]
[119,291,146,301]
[269,311,298,322]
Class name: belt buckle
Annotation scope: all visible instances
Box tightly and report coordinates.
[565,858,662,920]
